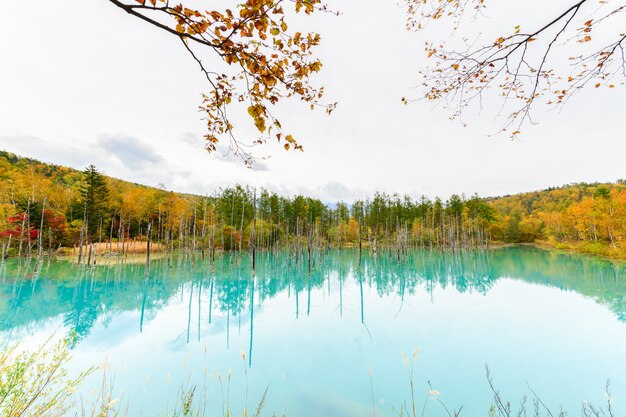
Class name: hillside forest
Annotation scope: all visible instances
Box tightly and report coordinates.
[1,151,625,261]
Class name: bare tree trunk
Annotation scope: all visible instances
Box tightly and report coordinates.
[252,190,257,273]
[201,197,207,260]
[78,200,87,265]
[1,235,11,262]
[38,198,46,261]
[145,222,152,278]
[87,243,93,266]
[17,201,28,261]
[239,199,245,253]
[358,216,362,269]
[109,213,115,255]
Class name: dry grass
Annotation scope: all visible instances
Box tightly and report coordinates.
[60,241,166,257]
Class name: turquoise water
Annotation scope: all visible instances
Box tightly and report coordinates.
[1,247,626,416]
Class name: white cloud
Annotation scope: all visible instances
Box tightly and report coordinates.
[0,134,93,169]
[98,134,164,170]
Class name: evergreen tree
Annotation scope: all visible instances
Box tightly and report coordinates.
[80,165,109,237]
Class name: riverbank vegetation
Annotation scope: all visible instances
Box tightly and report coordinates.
[1,150,625,262]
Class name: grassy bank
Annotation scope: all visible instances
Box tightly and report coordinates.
[534,239,626,262]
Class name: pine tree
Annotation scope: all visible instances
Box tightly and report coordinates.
[80,165,109,237]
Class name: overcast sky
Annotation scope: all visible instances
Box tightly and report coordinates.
[1,0,624,203]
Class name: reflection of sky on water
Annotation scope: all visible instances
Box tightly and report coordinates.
[1,247,625,417]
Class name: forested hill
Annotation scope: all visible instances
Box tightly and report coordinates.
[1,150,625,259]
[488,181,626,255]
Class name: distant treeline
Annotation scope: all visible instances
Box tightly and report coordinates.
[1,150,625,260]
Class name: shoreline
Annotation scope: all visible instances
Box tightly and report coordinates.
[3,242,625,266]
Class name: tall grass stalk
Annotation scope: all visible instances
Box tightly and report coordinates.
[0,336,91,417]
[0,340,619,417]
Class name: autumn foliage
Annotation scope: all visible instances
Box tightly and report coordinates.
[1,150,625,260]
[0,214,39,240]
[489,182,626,257]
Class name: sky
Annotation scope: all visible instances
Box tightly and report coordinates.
[0,0,625,203]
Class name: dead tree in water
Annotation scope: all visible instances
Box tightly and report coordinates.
[119,210,125,258]
[358,211,363,270]
[192,206,198,264]
[251,189,257,274]
[37,198,46,263]
[77,200,87,265]
[295,218,301,266]
[239,198,245,254]
[1,235,11,262]
[201,197,207,260]
[307,215,313,276]
[211,205,216,272]
[17,201,29,264]
[145,222,152,278]
[86,243,92,266]
[108,212,115,256]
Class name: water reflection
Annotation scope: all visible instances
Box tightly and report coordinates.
[2,247,625,353]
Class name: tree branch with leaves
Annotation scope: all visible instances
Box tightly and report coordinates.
[108,0,336,164]
[404,0,626,137]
